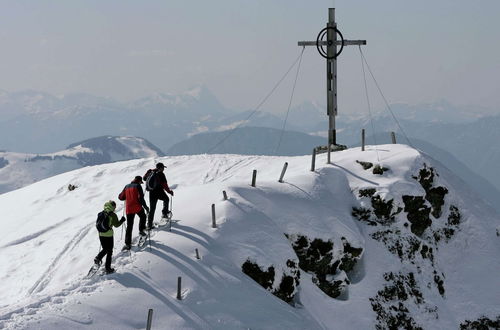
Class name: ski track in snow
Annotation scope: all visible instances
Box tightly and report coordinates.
[0,217,73,248]
[202,156,258,184]
[0,225,165,327]
[218,157,258,182]
[202,158,219,184]
[331,163,380,186]
[28,223,94,295]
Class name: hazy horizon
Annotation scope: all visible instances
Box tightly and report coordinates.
[1,0,499,115]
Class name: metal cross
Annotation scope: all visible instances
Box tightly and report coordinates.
[298,8,366,147]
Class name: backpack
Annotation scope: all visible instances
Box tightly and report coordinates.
[144,169,159,192]
[96,211,111,233]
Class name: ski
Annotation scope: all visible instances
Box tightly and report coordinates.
[160,212,174,231]
[86,263,101,278]
[155,218,168,227]
[165,218,180,231]
[138,235,147,248]
[100,268,116,276]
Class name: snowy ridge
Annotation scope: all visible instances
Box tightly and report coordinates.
[0,145,499,329]
[0,136,163,194]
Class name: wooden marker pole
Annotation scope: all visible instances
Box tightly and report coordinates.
[279,162,288,183]
[211,204,216,228]
[177,277,182,300]
[362,129,365,151]
[311,148,316,172]
[146,309,153,330]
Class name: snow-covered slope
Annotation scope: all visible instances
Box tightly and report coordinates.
[0,136,164,194]
[0,145,498,329]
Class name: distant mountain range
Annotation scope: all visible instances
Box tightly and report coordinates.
[0,136,163,194]
[167,126,326,156]
[0,86,232,154]
[0,87,499,212]
[0,87,493,153]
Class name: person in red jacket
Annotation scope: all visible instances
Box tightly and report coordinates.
[144,162,174,229]
[118,176,150,250]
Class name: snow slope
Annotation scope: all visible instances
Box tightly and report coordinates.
[0,145,498,329]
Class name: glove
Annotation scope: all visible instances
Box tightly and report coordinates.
[144,206,150,214]
[120,216,126,224]
[169,190,174,196]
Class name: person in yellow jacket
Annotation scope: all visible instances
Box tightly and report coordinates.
[94,200,125,274]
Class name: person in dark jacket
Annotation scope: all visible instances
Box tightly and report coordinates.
[118,176,150,250]
[144,162,174,229]
[94,200,126,274]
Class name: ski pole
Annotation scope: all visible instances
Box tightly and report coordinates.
[148,229,152,251]
[121,203,125,240]
[169,196,173,231]
[170,196,174,230]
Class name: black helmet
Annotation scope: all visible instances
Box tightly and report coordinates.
[156,162,166,169]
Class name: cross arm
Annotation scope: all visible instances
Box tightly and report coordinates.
[298,40,366,47]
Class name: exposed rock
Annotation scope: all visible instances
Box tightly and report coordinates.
[460,315,500,330]
[372,164,390,175]
[356,160,373,170]
[372,195,402,225]
[402,195,432,236]
[359,188,376,198]
[274,259,301,303]
[370,272,431,330]
[433,271,445,296]
[340,240,363,272]
[289,235,362,299]
[413,165,448,218]
[371,230,422,262]
[241,259,300,304]
[241,260,275,290]
[352,190,402,227]
[352,207,377,226]
[448,205,461,226]
[315,144,347,153]
[426,186,448,218]
[433,205,462,243]
[331,144,348,152]
[350,164,470,327]
[420,244,434,264]
[413,165,435,191]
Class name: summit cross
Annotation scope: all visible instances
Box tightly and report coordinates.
[298,8,366,147]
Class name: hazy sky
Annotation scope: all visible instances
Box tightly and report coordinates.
[1,0,499,115]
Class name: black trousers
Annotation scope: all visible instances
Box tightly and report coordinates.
[96,235,114,270]
[148,191,169,227]
[125,209,147,246]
